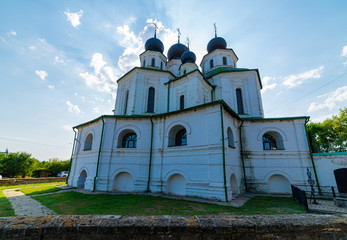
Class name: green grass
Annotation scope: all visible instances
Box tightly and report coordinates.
[0,190,15,217]
[19,182,66,196]
[0,181,66,217]
[33,191,306,216]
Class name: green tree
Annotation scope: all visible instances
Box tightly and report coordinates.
[0,152,39,178]
[37,158,70,177]
[307,107,347,152]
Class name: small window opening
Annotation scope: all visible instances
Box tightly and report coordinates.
[147,87,155,113]
[160,62,163,69]
[210,59,214,68]
[84,134,93,151]
[227,128,235,147]
[180,95,185,110]
[124,90,129,115]
[236,88,244,114]
[151,58,155,67]
[223,57,227,65]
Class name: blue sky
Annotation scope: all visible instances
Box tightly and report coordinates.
[1,0,346,161]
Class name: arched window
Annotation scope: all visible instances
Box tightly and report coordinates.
[124,90,129,114]
[143,59,146,67]
[175,129,187,146]
[227,127,235,147]
[168,125,187,147]
[210,59,214,68]
[147,87,155,112]
[122,133,137,148]
[151,58,155,67]
[223,57,227,65]
[183,69,186,75]
[180,95,185,110]
[236,88,244,114]
[160,62,163,69]
[262,134,277,150]
[84,134,93,150]
[262,131,284,150]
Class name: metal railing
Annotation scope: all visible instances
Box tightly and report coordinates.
[292,185,347,214]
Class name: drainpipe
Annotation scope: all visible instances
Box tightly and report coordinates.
[239,120,248,192]
[93,117,105,192]
[219,102,228,202]
[304,118,321,194]
[167,82,170,112]
[146,116,154,192]
[66,128,77,184]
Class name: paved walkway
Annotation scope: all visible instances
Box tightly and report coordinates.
[2,189,56,216]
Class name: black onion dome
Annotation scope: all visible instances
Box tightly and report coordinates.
[207,36,227,53]
[181,50,196,64]
[145,37,164,53]
[167,43,188,61]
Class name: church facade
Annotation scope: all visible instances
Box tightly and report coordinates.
[67,29,314,201]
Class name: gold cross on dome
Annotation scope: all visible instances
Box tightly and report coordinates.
[186,37,190,49]
[153,22,158,33]
[214,23,217,37]
[177,28,181,42]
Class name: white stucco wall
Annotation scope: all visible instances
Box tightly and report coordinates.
[314,153,347,187]
[241,118,312,193]
[69,104,239,201]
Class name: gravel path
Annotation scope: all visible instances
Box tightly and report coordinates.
[2,189,56,216]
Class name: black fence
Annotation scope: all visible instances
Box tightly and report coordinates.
[292,185,347,214]
[291,185,308,212]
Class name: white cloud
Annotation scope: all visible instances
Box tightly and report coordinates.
[308,85,347,112]
[310,114,334,123]
[28,45,36,50]
[116,24,144,72]
[261,76,277,93]
[64,9,83,28]
[115,18,177,73]
[90,53,106,74]
[61,125,72,131]
[343,61,347,66]
[54,56,65,64]
[282,66,324,88]
[35,70,48,80]
[79,53,118,98]
[66,100,81,114]
[48,84,55,90]
[341,45,347,57]
[93,107,100,114]
[78,20,177,99]
[8,31,16,36]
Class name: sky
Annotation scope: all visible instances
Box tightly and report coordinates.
[0,0,346,161]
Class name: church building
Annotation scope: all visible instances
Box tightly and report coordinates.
[68,27,315,201]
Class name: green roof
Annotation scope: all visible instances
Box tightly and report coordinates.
[204,67,263,89]
[164,69,213,87]
[243,116,309,122]
[73,100,240,129]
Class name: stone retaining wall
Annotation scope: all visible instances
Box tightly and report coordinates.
[0,177,65,186]
[1,214,347,239]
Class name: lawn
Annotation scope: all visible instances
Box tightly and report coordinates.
[0,190,14,217]
[0,181,66,217]
[33,191,306,216]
